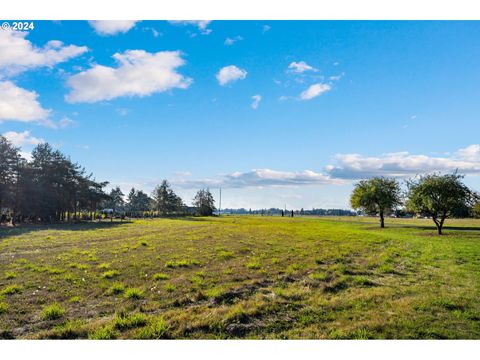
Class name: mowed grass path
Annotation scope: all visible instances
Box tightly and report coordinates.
[0,216,479,339]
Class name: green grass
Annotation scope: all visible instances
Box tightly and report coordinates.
[1,216,480,339]
[41,303,65,320]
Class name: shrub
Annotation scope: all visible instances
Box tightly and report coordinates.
[101,270,120,279]
[41,303,65,320]
[124,288,144,299]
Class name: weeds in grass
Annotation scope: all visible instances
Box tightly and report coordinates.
[43,320,87,339]
[125,288,144,299]
[138,240,149,247]
[88,325,118,339]
[165,259,200,268]
[41,303,65,320]
[97,263,110,270]
[218,251,235,260]
[5,271,16,279]
[309,272,328,281]
[1,285,22,295]
[69,296,80,303]
[153,273,169,280]
[114,311,147,330]
[133,318,169,339]
[0,302,8,314]
[164,284,176,293]
[246,261,261,270]
[63,274,76,283]
[69,263,89,270]
[101,270,120,279]
[108,283,125,295]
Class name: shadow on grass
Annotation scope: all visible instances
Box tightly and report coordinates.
[0,220,132,238]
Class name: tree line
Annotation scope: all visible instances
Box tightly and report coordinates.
[350,174,480,235]
[0,136,216,224]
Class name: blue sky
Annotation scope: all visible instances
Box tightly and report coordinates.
[1,20,480,209]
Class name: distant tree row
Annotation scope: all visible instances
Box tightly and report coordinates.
[350,174,480,235]
[0,136,216,224]
[219,207,356,216]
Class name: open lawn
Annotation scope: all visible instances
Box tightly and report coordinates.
[0,216,479,339]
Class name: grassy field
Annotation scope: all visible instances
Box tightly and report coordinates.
[0,216,479,339]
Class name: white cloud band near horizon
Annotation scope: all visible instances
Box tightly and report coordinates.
[147,144,480,191]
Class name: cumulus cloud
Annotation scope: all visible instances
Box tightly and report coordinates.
[251,94,262,109]
[173,169,342,189]
[2,130,44,147]
[65,50,192,103]
[168,21,212,34]
[88,21,138,36]
[0,81,51,123]
[288,61,317,73]
[0,30,87,76]
[326,145,480,179]
[216,65,247,86]
[299,83,331,100]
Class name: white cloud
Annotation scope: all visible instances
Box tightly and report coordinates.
[0,30,88,76]
[65,50,192,103]
[216,65,247,86]
[0,81,50,123]
[2,131,44,147]
[224,36,243,46]
[168,21,212,34]
[88,21,138,36]
[326,145,480,179]
[173,168,342,189]
[288,61,317,73]
[57,117,76,128]
[299,83,331,100]
[251,94,262,109]
[263,25,271,33]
